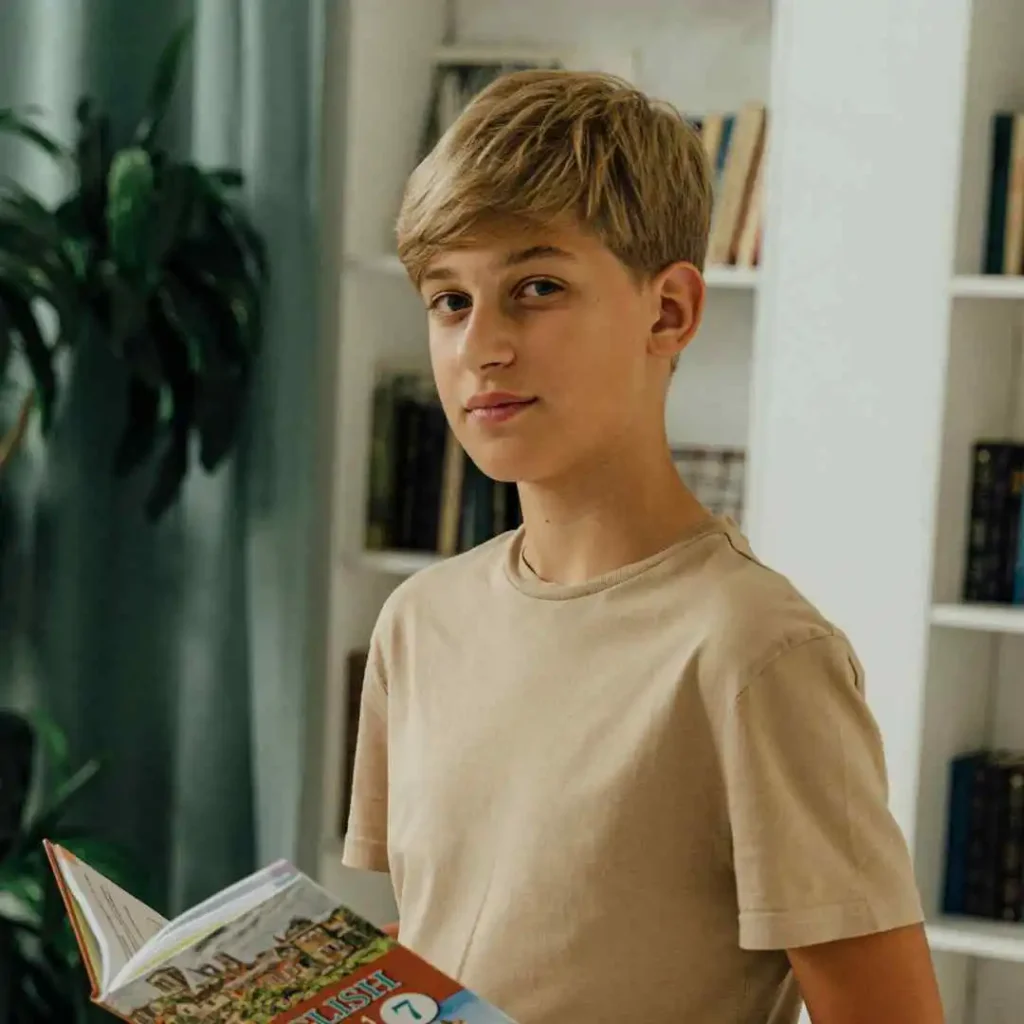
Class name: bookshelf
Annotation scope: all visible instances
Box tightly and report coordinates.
[932,603,1024,634]
[927,918,1024,964]
[952,275,1024,300]
[748,0,1024,1017]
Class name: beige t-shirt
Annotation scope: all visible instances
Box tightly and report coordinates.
[343,517,924,1023]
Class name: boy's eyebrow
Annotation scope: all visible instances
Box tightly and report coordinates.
[420,245,577,284]
[503,244,577,266]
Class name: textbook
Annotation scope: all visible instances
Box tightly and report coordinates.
[44,840,515,1024]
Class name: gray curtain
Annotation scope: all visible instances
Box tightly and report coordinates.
[0,0,333,915]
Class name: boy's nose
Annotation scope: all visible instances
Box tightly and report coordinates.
[460,304,516,370]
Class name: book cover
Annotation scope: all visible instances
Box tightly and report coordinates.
[44,840,515,1024]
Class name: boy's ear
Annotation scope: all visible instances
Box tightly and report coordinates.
[649,261,705,360]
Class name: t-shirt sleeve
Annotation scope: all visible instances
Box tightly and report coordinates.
[341,641,390,873]
[722,633,924,950]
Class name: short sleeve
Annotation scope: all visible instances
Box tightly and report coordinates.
[722,634,924,950]
[341,642,390,873]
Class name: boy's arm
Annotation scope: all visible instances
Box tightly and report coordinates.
[787,923,944,1024]
[721,633,943,1023]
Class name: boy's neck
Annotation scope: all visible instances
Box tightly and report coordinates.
[516,439,712,586]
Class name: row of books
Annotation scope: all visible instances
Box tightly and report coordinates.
[984,111,1024,275]
[364,371,521,556]
[943,749,1024,922]
[962,440,1024,603]
[689,103,768,268]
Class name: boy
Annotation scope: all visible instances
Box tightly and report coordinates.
[343,70,944,1023]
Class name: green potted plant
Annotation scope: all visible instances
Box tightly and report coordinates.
[0,709,137,1023]
[0,19,268,517]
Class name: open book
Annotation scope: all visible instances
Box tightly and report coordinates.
[44,840,516,1024]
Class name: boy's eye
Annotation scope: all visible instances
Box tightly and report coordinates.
[518,278,563,299]
[429,292,471,315]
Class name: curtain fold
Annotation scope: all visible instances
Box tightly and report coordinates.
[0,0,331,915]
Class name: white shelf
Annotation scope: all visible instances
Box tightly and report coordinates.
[704,265,760,289]
[927,917,1024,963]
[345,253,759,290]
[357,549,442,576]
[930,603,1024,634]
[434,43,562,66]
[950,274,1024,300]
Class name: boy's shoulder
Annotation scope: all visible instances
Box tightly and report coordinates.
[373,529,514,632]
[691,521,856,699]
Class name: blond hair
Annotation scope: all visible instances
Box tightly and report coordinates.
[396,69,713,285]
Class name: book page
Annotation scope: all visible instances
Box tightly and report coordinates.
[50,843,168,995]
[110,860,300,990]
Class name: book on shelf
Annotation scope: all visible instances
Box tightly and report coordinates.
[418,53,561,159]
[338,650,368,835]
[690,104,768,269]
[942,750,1024,922]
[961,440,1024,604]
[44,840,515,1023]
[364,370,521,558]
[984,111,1024,276]
[671,445,747,526]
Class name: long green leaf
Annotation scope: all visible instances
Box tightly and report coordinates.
[145,162,196,269]
[73,101,112,238]
[107,148,154,274]
[0,287,56,430]
[23,712,68,782]
[0,304,10,379]
[134,18,194,148]
[0,110,65,162]
[14,760,101,857]
[113,375,161,476]
[144,301,194,519]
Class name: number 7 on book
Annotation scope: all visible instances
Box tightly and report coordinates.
[380,993,439,1022]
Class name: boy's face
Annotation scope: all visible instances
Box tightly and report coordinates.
[418,218,703,484]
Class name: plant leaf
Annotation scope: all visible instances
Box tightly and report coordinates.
[106,148,154,275]
[143,300,195,519]
[0,287,56,431]
[206,168,244,190]
[113,375,161,477]
[0,109,66,162]
[145,162,196,270]
[14,760,101,856]
[23,711,68,782]
[134,18,194,148]
[195,371,247,471]
[73,102,113,240]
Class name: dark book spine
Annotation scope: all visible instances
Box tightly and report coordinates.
[984,113,1014,274]
[964,755,994,916]
[963,442,1016,602]
[506,483,522,531]
[998,764,1024,921]
[981,759,1014,919]
[392,383,423,551]
[364,376,396,550]
[457,460,495,551]
[1002,447,1024,601]
[410,401,448,551]
[943,752,985,916]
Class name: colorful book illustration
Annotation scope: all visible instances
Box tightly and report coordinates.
[44,840,516,1024]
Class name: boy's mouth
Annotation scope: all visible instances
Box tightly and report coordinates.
[465,391,538,423]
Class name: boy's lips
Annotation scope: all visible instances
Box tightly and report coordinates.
[464,391,538,424]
